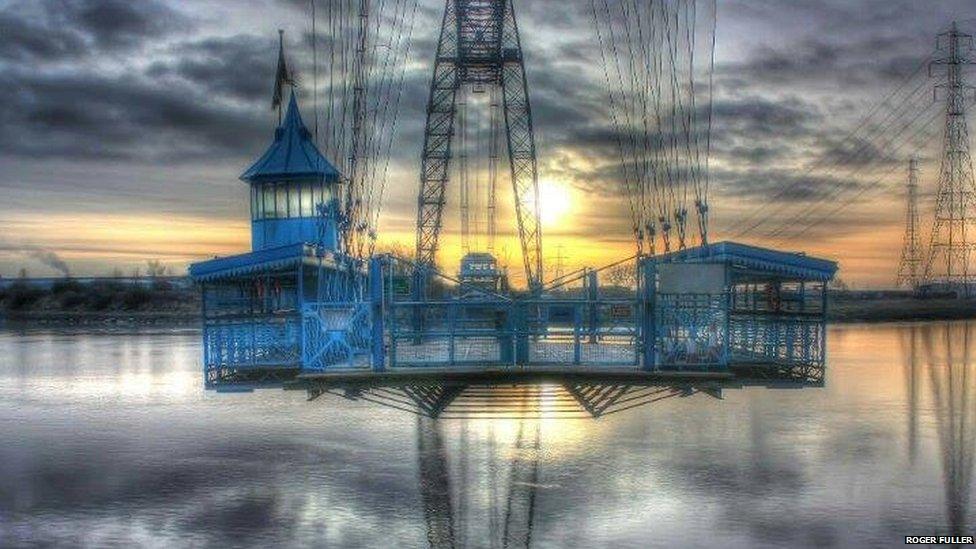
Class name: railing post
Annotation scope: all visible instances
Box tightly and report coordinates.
[723,267,731,369]
[370,257,386,372]
[820,280,828,370]
[411,265,427,345]
[641,258,657,371]
[587,270,598,344]
[514,302,529,366]
[573,304,582,365]
[499,303,514,365]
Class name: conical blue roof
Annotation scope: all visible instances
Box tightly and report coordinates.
[241,92,340,182]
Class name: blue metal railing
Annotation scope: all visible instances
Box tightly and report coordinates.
[199,254,830,389]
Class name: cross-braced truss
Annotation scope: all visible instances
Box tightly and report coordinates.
[305,381,729,418]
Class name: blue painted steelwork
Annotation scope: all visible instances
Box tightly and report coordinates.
[193,92,837,392]
[385,256,641,370]
[656,241,837,281]
[190,243,324,281]
[241,92,340,251]
[241,93,339,181]
[648,240,837,381]
[192,90,365,390]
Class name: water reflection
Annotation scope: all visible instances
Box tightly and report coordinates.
[915,323,976,539]
[902,327,920,464]
[1,325,974,546]
[417,414,542,549]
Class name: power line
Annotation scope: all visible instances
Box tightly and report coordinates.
[731,54,935,239]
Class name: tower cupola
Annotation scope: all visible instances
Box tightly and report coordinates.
[241,92,340,251]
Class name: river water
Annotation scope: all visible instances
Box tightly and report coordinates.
[0,321,971,548]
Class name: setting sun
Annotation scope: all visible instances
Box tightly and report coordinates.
[537,180,573,227]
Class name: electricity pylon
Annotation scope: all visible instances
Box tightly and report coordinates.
[923,22,976,297]
[897,158,924,289]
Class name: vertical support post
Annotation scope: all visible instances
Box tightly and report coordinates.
[587,269,598,344]
[297,264,305,370]
[820,280,828,368]
[411,266,426,345]
[250,277,257,367]
[799,281,808,364]
[723,267,731,369]
[514,303,529,366]
[201,282,209,385]
[573,304,582,365]
[370,257,386,372]
[499,303,514,364]
[448,301,457,365]
[641,259,657,371]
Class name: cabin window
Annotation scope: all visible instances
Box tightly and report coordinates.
[320,182,333,210]
[262,185,275,219]
[251,180,337,220]
[276,185,287,218]
[289,184,302,217]
[301,182,313,216]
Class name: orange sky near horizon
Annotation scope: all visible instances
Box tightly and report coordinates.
[0,172,909,289]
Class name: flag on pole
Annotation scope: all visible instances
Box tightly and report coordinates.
[272,29,294,111]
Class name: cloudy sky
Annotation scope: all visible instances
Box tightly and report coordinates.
[1,0,975,286]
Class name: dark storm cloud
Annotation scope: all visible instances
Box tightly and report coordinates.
[711,96,821,138]
[0,0,190,62]
[0,8,87,62]
[711,167,868,202]
[819,134,906,169]
[72,0,190,50]
[718,37,931,90]
[0,68,266,161]
[151,34,278,103]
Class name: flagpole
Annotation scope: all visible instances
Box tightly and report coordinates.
[277,29,284,125]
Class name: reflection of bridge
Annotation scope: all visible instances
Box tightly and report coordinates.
[416,407,543,549]
[387,371,823,549]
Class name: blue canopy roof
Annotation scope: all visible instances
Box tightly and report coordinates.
[656,241,838,281]
[189,243,339,282]
[240,92,340,182]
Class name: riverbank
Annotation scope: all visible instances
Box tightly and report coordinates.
[828,295,976,322]
[2,281,975,326]
[0,278,199,328]
[0,311,199,329]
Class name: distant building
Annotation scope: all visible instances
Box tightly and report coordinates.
[458,252,505,296]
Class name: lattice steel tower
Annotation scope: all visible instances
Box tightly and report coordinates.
[415,0,543,290]
[897,158,923,289]
[923,23,976,296]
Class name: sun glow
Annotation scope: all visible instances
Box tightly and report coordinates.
[537,180,573,227]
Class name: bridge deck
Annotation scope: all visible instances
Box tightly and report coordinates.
[295,366,738,386]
